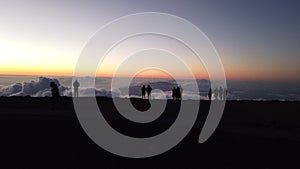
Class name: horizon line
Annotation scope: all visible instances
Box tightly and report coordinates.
[0,73,300,83]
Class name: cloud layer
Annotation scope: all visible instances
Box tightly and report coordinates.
[1,76,299,101]
[0,77,117,98]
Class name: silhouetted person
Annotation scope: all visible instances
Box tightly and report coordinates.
[179,86,183,99]
[50,82,60,98]
[208,88,212,100]
[172,87,177,100]
[223,88,227,100]
[141,85,146,99]
[214,88,219,100]
[50,82,60,107]
[146,85,152,99]
[219,87,223,100]
[73,80,80,98]
[176,86,181,100]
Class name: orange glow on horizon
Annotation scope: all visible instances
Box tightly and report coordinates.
[0,68,209,80]
[1,65,299,82]
[1,70,299,82]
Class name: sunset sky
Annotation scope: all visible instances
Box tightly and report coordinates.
[0,0,299,81]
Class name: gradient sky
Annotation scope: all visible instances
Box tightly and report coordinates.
[0,0,299,81]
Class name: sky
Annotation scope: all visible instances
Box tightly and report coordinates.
[0,0,300,81]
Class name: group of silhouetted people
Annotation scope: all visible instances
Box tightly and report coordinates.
[141,85,183,100]
[141,85,152,99]
[49,80,80,99]
[208,87,227,100]
[172,86,182,100]
[50,79,227,101]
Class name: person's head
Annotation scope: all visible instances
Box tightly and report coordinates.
[50,82,56,88]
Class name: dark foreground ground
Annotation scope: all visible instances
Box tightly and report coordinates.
[0,97,299,169]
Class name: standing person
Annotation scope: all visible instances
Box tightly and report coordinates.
[223,88,228,100]
[208,88,212,100]
[172,87,177,100]
[146,85,152,99]
[141,85,146,99]
[50,82,60,107]
[73,80,80,98]
[179,86,183,99]
[219,87,223,100]
[214,87,219,100]
[50,82,60,98]
[176,86,181,100]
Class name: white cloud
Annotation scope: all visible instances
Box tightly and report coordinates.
[0,77,116,98]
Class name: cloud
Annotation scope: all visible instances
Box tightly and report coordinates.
[0,77,116,98]
[1,76,299,101]
[0,83,23,96]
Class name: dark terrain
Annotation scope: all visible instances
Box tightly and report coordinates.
[0,97,299,168]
